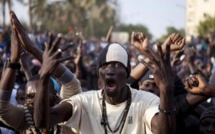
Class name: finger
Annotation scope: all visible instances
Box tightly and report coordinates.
[51,34,62,51]
[179,38,186,49]
[11,11,25,31]
[175,36,183,44]
[57,56,76,63]
[187,76,196,87]
[184,80,191,90]
[138,57,154,71]
[134,32,138,41]
[143,48,159,65]
[131,32,134,44]
[157,43,164,57]
[165,38,171,60]
[47,33,54,50]
[61,44,74,51]
[139,32,145,42]
[44,43,48,53]
[172,33,180,43]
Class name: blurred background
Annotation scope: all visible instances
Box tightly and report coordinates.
[0,0,207,42]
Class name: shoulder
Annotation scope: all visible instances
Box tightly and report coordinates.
[130,87,159,102]
[63,90,102,103]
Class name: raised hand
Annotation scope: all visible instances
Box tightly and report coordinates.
[185,74,208,95]
[130,31,158,59]
[39,33,74,77]
[131,32,148,52]
[74,32,83,65]
[10,13,21,63]
[138,36,174,91]
[105,26,113,43]
[171,50,185,66]
[10,11,36,52]
[184,47,196,63]
[162,33,186,53]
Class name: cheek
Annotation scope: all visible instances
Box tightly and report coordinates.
[98,70,105,85]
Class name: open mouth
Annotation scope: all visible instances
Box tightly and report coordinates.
[106,78,117,90]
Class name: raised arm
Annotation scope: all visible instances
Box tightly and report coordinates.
[34,34,73,128]
[129,32,185,87]
[185,74,215,97]
[134,34,176,134]
[10,11,81,98]
[74,33,83,79]
[0,13,24,129]
[10,11,71,80]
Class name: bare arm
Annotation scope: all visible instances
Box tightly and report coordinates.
[11,11,67,78]
[34,33,74,128]
[132,33,179,134]
[0,13,26,129]
[74,33,83,79]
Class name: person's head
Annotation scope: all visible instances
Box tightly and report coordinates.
[199,106,215,134]
[16,84,26,105]
[139,71,160,96]
[25,75,58,110]
[96,43,130,97]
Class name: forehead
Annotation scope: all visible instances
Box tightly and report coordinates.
[25,80,38,94]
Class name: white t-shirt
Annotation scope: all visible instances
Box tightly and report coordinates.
[61,86,159,134]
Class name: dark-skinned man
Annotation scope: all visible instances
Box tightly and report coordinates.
[34,29,177,133]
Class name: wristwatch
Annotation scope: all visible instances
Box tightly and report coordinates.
[5,59,21,69]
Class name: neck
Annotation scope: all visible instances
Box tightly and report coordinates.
[105,85,129,105]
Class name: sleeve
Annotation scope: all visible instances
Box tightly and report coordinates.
[60,74,82,99]
[59,95,83,129]
[142,93,159,132]
[0,102,26,131]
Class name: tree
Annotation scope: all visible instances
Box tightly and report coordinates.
[1,0,11,29]
[40,0,116,38]
[198,16,215,37]
[158,26,185,42]
[118,24,152,39]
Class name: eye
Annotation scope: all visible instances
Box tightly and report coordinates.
[201,120,210,127]
[115,63,123,68]
[100,64,107,69]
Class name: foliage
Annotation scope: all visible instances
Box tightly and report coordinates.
[198,16,215,36]
[28,0,116,38]
[118,24,152,39]
[158,26,185,43]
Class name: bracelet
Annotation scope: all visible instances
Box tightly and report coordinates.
[5,59,21,70]
[159,105,177,115]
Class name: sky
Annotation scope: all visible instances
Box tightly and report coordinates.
[3,0,186,39]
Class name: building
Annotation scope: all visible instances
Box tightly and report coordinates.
[185,0,215,40]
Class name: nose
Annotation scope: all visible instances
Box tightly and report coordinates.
[106,64,115,76]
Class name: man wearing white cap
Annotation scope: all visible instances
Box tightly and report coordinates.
[34,30,176,134]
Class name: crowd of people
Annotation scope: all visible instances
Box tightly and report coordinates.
[0,11,215,134]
